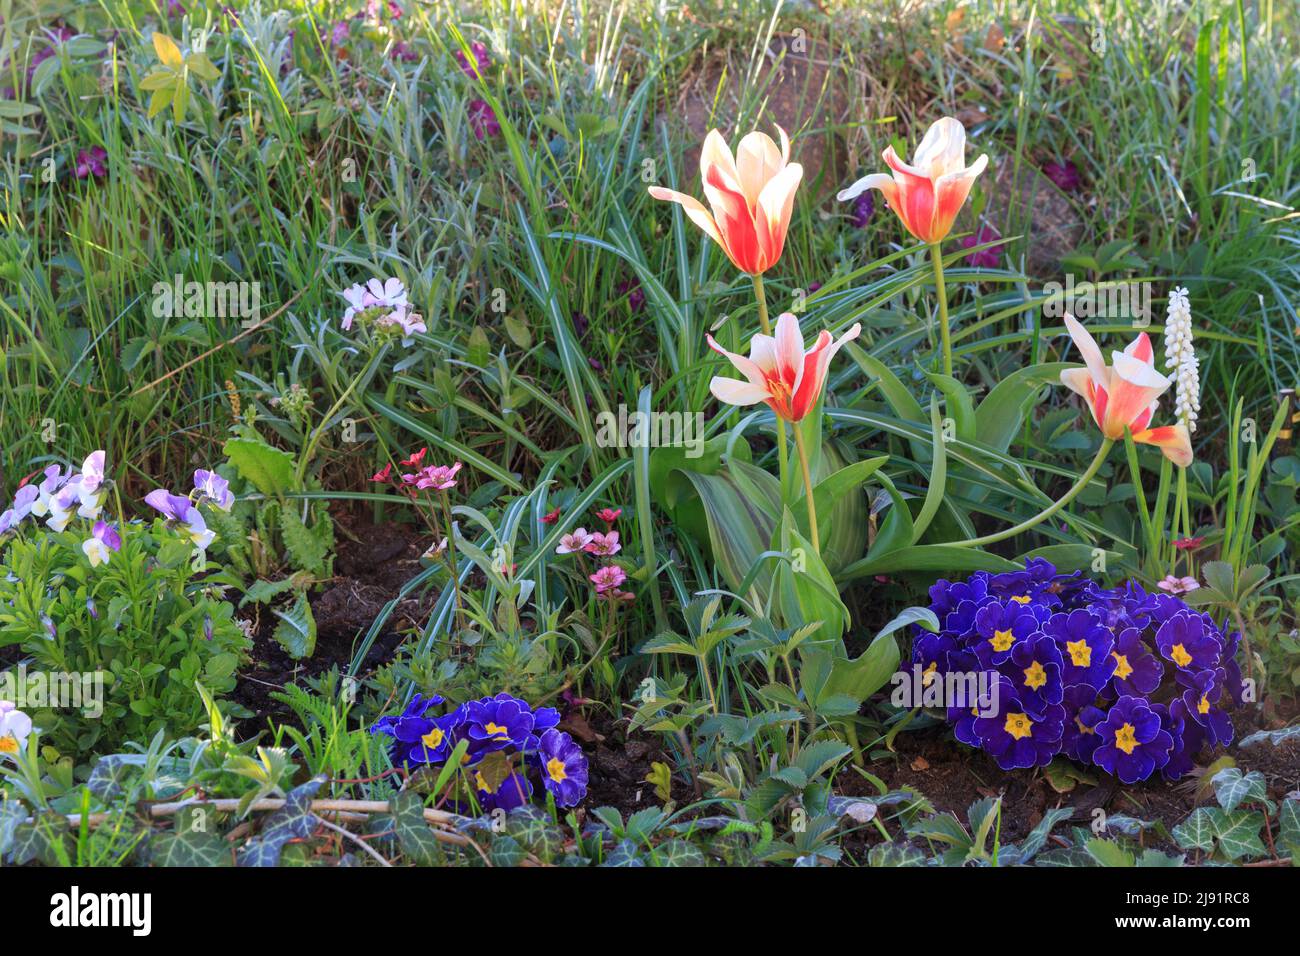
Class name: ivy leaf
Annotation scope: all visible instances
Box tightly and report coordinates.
[236,775,324,867]
[271,592,316,659]
[385,791,444,865]
[147,828,232,866]
[1085,838,1135,867]
[1212,767,1272,812]
[1172,807,1216,852]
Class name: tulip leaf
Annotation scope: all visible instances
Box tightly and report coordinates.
[845,343,927,455]
[773,509,848,644]
[921,368,976,442]
[975,362,1073,453]
[840,544,1020,581]
[676,461,780,599]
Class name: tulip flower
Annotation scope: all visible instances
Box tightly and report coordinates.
[1060,315,1193,466]
[837,116,987,246]
[706,311,861,424]
[648,126,802,278]
[707,311,861,552]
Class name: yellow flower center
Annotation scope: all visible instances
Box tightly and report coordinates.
[1004,713,1033,740]
[546,757,568,783]
[1198,694,1211,715]
[1066,639,1092,667]
[1023,660,1047,690]
[922,661,938,686]
[1112,651,1132,680]
[1170,643,1192,667]
[474,771,496,794]
[990,628,1015,652]
[1075,715,1094,735]
[1114,722,1138,755]
[0,734,18,754]
[1010,594,1031,605]
[484,721,510,739]
[420,727,444,750]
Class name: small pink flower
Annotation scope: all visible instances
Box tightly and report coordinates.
[370,463,394,483]
[1157,575,1200,595]
[455,41,490,78]
[556,528,593,555]
[390,40,418,63]
[1173,536,1205,551]
[467,98,500,139]
[75,146,108,180]
[594,507,622,526]
[541,506,562,525]
[961,225,1002,269]
[400,447,428,467]
[589,564,627,593]
[584,531,620,556]
[408,462,462,491]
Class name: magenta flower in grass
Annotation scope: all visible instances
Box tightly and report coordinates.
[961,225,1002,268]
[329,20,351,48]
[404,461,461,491]
[167,0,186,16]
[455,40,491,78]
[536,728,588,807]
[193,469,234,511]
[390,41,418,63]
[82,520,121,567]
[584,530,620,557]
[556,528,593,554]
[1091,695,1174,784]
[849,191,874,228]
[1155,611,1221,672]
[75,146,108,180]
[589,564,626,594]
[1042,159,1082,193]
[467,99,500,139]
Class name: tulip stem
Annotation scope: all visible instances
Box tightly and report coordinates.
[952,438,1113,548]
[792,425,820,553]
[929,242,953,377]
[752,273,790,497]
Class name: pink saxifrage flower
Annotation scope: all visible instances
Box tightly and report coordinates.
[556,528,593,555]
[584,531,620,556]
[589,564,627,594]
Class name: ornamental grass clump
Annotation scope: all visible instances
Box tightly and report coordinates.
[370,692,589,810]
[912,560,1243,784]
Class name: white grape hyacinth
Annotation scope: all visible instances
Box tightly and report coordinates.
[1164,286,1200,433]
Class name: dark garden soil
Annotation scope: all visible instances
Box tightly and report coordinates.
[834,695,1300,862]
[232,515,438,728]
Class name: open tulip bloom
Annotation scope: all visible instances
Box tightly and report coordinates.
[648,126,802,279]
[838,116,987,376]
[707,311,861,551]
[1060,315,1192,467]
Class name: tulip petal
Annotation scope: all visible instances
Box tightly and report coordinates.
[702,163,762,273]
[736,130,784,209]
[1132,423,1193,467]
[773,311,805,391]
[790,323,862,421]
[647,186,726,248]
[913,117,968,179]
[1063,315,1110,389]
[754,162,802,271]
[836,173,897,205]
[710,376,772,407]
[700,129,742,194]
[705,334,768,390]
[883,146,936,242]
[1122,331,1155,364]
[931,153,988,241]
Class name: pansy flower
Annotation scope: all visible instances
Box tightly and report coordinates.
[972,599,1041,667]
[82,521,121,567]
[193,469,234,511]
[0,701,32,759]
[536,728,588,807]
[1091,695,1175,784]
[144,489,215,550]
[1045,608,1116,690]
[1154,611,1221,672]
[1178,667,1234,747]
[1110,626,1163,695]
